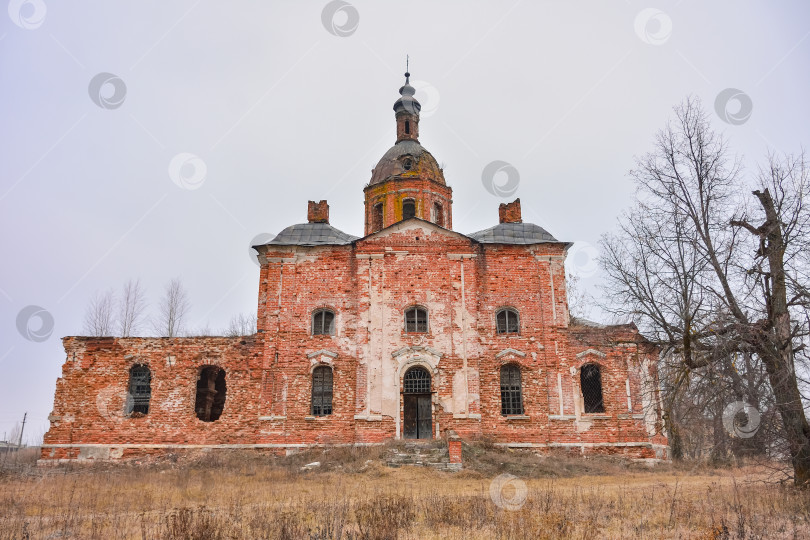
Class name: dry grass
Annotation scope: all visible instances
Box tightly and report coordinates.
[1,445,808,539]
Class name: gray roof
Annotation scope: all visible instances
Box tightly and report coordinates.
[467,222,563,244]
[259,223,359,247]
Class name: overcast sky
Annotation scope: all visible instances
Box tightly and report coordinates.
[1,1,808,443]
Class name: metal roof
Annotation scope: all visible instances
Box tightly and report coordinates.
[259,223,359,247]
[467,222,562,244]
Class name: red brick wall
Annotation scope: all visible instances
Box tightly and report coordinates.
[363,178,452,234]
[42,222,666,461]
[498,199,522,223]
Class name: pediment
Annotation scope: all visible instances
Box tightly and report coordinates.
[357,218,474,245]
[307,349,338,369]
[576,348,606,359]
[392,345,443,359]
[495,348,527,359]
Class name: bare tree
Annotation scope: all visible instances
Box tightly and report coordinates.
[118,278,147,337]
[600,97,810,485]
[152,278,191,338]
[566,272,594,321]
[225,312,257,337]
[82,289,116,337]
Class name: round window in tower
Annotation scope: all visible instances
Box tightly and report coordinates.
[403,158,413,171]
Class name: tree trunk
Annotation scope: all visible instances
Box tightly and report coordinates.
[749,189,810,487]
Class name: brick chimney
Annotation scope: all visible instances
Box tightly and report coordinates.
[498,198,522,224]
[307,200,329,224]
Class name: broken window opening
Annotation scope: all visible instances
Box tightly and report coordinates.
[496,308,520,334]
[581,364,605,413]
[372,203,384,232]
[404,306,428,333]
[126,364,151,415]
[311,365,333,416]
[312,309,335,336]
[500,364,524,415]
[402,199,416,220]
[433,202,444,227]
[195,366,227,422]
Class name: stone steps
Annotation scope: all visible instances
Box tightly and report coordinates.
[385,442,461,471]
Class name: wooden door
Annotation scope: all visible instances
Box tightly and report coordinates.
[403,394,432,439]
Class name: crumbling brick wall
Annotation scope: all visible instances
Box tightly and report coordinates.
[42,222,666,462]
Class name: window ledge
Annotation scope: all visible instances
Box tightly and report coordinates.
[452,413,482,420]
[305,415,332,420]
[354,414,383,421]
[581,414,611,420]
[549,415,576,420]
[504,415,530,420]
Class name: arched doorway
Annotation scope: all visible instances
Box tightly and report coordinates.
[403,366,432,439]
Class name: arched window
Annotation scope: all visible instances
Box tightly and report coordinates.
[372,203,383,232]
[433,202,444,227]
[405,120,410,134]
[404,306,428,333]
[402,199,416,220]
[311,366,333,416]
[581,364,605,413]
[195,366,226,422]
[126,364,151,415]
[496,308,520,334]
[403,366,431,394]
[312,309,335,335]
[500,364,524,415]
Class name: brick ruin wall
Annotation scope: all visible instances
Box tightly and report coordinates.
[42,225,667,462]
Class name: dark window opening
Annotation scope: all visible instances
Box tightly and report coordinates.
[581,364,605,413]
[126,364,151,415]
[404,366,431,394]
[372,203,383,232]
[404,306,428,333]
[405,120,410,134]
[496,308,520,334]
[312,309,335,335]
[195,366,227,422]
[500,364,524,415]
[403,158,413,170]
[433,202,444,227]
[311,366,333,416]
[402,199,416,220]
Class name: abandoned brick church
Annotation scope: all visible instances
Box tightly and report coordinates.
[41,73,668,463]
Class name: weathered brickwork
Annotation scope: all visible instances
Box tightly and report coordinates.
[41,73,667,463]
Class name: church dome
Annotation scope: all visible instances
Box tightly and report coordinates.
[369,139,445,186]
